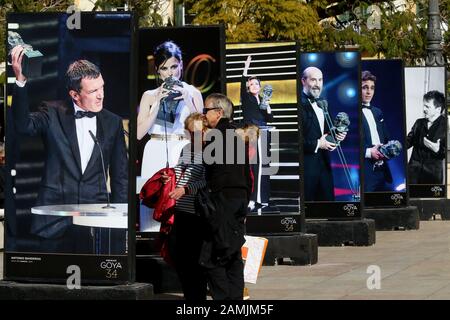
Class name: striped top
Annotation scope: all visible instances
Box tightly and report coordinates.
[174,144,206,214]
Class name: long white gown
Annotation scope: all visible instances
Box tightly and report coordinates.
[138,98,190,232]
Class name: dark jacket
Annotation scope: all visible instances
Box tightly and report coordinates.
[240,76,274,126]
[406,115,446,184]
[12,84,128,238]
[204,118,252,199]
[201,117,252,267]
[301,92,334,201]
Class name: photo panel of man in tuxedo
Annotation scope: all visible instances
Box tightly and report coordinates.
[299,52,361,219]
[4,13,132,260]
[360,60,407,207]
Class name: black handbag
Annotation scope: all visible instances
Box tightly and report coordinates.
[194,187,216,219]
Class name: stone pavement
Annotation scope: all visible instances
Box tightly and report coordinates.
[247,220,450,300]
[2,220,450,300]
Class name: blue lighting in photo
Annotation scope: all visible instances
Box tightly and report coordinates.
[396,183,406,191]
[337,80,359,106]
[344,52,356,61]
[346,87,356,98]
[308,53,318,63]
[336,52,358,68]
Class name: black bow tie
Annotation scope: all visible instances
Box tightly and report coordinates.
[74,110,96,119]
[362,105,372,109]
[307,95,319,103]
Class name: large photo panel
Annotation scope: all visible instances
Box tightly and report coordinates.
[225,42,302,234]
[136,26,224,236]
[405,67,447,198]
[299,51,361,219]
[4,12,134,283]
[361,60,407,207]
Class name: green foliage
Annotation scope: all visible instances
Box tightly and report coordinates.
[94,0,167,28]
[185,0,449,67]
[0,0,449,74]
[185,0,322,45]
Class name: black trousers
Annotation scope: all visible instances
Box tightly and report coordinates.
[169,211,208,301]
[304,157,335,201]
[408,159,443,184]
[364,162,392,192]
[205,251,244,300]
[203,193,247,300]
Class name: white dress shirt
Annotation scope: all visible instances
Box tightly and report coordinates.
[73,103,97,174]
[16,79,97,173]
[311,100,324,153]
[362,104,381,158]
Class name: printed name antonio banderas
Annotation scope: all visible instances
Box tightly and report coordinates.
[176,304,274,317]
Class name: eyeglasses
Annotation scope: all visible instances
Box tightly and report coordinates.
[202,107,222,115]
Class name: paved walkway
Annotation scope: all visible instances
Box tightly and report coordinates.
[247,220,450,300]
[2,220,450,299]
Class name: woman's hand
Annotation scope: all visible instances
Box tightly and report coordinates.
[243,55,251,76]
[172,84,192,103]
[156,85,170,103]
[161,172,171,184]
[169,187,185,200]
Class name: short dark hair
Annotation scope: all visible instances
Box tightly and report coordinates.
[66,60,101,93]
[424,90,445,112]
[247,76,261,90]
[362,70,376,82]
[154,41,183,71]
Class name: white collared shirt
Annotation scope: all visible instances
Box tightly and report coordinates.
[310,100,324,153]
[16,79,97,173]
[362,104,381,158]
[73,103,97,174]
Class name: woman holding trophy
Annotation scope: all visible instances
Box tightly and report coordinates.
[137,40,204,180]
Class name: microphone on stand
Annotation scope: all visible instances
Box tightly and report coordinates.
[89,130,115,209]
[316,99,358,200]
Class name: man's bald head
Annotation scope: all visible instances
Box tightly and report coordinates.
[302,67,323,99]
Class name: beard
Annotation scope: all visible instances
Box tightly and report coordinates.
[309,87,321,99]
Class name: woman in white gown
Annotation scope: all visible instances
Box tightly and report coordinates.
[137,41,204,231]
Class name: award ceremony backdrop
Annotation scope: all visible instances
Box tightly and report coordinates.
[299,51,361,219]
[4,12,134,284]
[404,67,447,198]
[136,26,225,234]
[361,60,407,207]
[226,41,302,234]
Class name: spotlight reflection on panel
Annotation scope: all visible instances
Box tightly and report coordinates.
[337,80,358,106]
[303,52,324,68]
[336,51,358,68]
[308,53,318,63]
[346,87,356,98]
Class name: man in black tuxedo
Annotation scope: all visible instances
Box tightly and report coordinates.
[406,90,446,184]
[301,67,346,202]
[11,46,128,254]
[361,70,393,192]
